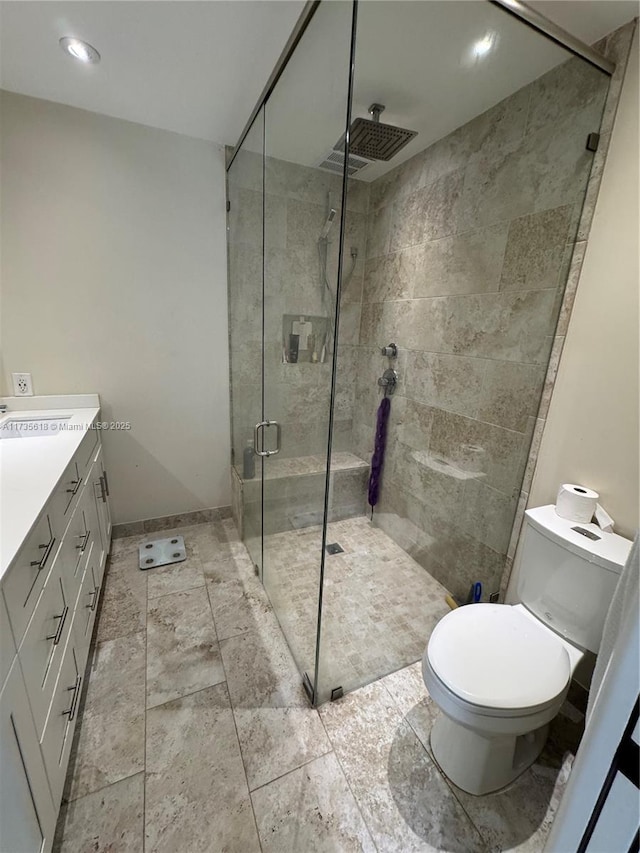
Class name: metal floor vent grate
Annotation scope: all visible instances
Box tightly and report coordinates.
[139,536,186,570]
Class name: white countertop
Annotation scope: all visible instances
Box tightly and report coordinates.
[0,395,101,580]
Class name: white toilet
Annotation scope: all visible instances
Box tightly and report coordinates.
[422,505,632,796]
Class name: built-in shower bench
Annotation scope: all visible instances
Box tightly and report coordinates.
[264,451,368,480]
[232,452,370,537]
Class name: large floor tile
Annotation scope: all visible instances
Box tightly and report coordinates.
[68,633,146,800]
[146,557,205,599]
[251,752,376,853]
[234,705,332,791]
[95,559,147,642]
[449,756,573,853]
[162,522,218,562]
[206,575,272,640]
[109,533,148,559]
[55,772,144,853]
[220,619,306,710]
[381,661,440,755]
[319,681,487,852]
[145,683,261,853]
[146,586,225,708]
[201,541,256,582]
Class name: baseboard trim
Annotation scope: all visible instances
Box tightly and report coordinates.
[112,505,232,539]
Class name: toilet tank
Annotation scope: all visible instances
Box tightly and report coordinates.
[516,505,632,653]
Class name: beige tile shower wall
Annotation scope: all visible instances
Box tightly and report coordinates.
[228,150,369,465]
[352,55,610,600]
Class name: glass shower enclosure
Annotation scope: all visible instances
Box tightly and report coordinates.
[226,0,612,705]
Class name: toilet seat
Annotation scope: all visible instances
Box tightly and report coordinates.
[427,604,571,713]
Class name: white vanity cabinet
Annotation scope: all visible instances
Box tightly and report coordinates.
[0,661,57,853]
[73,541,104,655]
[19,558,74,736]
[91,443,112,570]
[2,511,57,644]
[0,407,111,853]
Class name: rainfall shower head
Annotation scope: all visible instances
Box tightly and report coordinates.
[319,207,337,240]
[337,104,418,162]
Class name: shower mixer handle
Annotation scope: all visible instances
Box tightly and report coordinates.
[380,343,398,358]
[254,420,282,457]
[378,368,398,396]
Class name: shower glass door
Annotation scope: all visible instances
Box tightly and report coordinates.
[260,0,355,698]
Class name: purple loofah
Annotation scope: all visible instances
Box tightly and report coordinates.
[367,396,391,508]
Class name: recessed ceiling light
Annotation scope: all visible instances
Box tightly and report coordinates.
[59,37,101,65]
[472,33,496,59]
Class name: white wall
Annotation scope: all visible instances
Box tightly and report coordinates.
[0,91,230,524]
[528,29,639,540]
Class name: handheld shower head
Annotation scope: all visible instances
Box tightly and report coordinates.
[319,208,337,241]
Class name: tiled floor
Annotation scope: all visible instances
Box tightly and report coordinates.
[262,516,451,702]
[54,517,582,853]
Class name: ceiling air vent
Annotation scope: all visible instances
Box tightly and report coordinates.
[316,149,371,177]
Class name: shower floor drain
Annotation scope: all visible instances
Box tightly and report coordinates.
[325,543,344,555]
[139,536,186,570]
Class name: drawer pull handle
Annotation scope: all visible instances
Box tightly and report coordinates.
[76,530,90,551]
[66,479,81,495]
[62,674,82,722]
[46,605,69,645]
[98,475,107,504]
[102,470,110,497]
[29,537,56,571]
[87,586,99,612]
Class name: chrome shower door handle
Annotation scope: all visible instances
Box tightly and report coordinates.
[254,420,282,457]
[254,421,267,456]
[271,421,282,455]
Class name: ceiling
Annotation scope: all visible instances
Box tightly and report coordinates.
[0,1,305,144]
[0,0,637,168]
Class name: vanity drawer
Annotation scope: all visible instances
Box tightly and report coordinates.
[73,543,101,657]
[49,457,83,535]
[40,635,83,810]
[77,427,99,476]
[49,428,99,538]
[19,558,74,737]
[56,487,94,604]
[0,596,16,691]
[0,660,57,853]
[3,512,56,644]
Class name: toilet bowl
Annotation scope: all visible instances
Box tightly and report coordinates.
[421,505,631,796]
[422,603,582,795]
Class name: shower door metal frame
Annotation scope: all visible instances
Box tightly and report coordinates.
[226,0,321,172]
[490,0,615,74]
[226,0,615,175]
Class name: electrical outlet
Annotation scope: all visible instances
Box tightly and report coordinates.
[12,373,33,396]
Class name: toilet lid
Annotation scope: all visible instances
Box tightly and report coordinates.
[428,604,571,710]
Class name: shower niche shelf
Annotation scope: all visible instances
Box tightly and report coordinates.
[282,314,330,364]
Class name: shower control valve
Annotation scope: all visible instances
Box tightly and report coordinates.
[378,368,398,397]
[380,343,398,359]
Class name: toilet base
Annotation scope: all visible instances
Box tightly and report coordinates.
[430,713,549,796]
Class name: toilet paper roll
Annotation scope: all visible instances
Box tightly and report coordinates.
[555,484,599,523]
